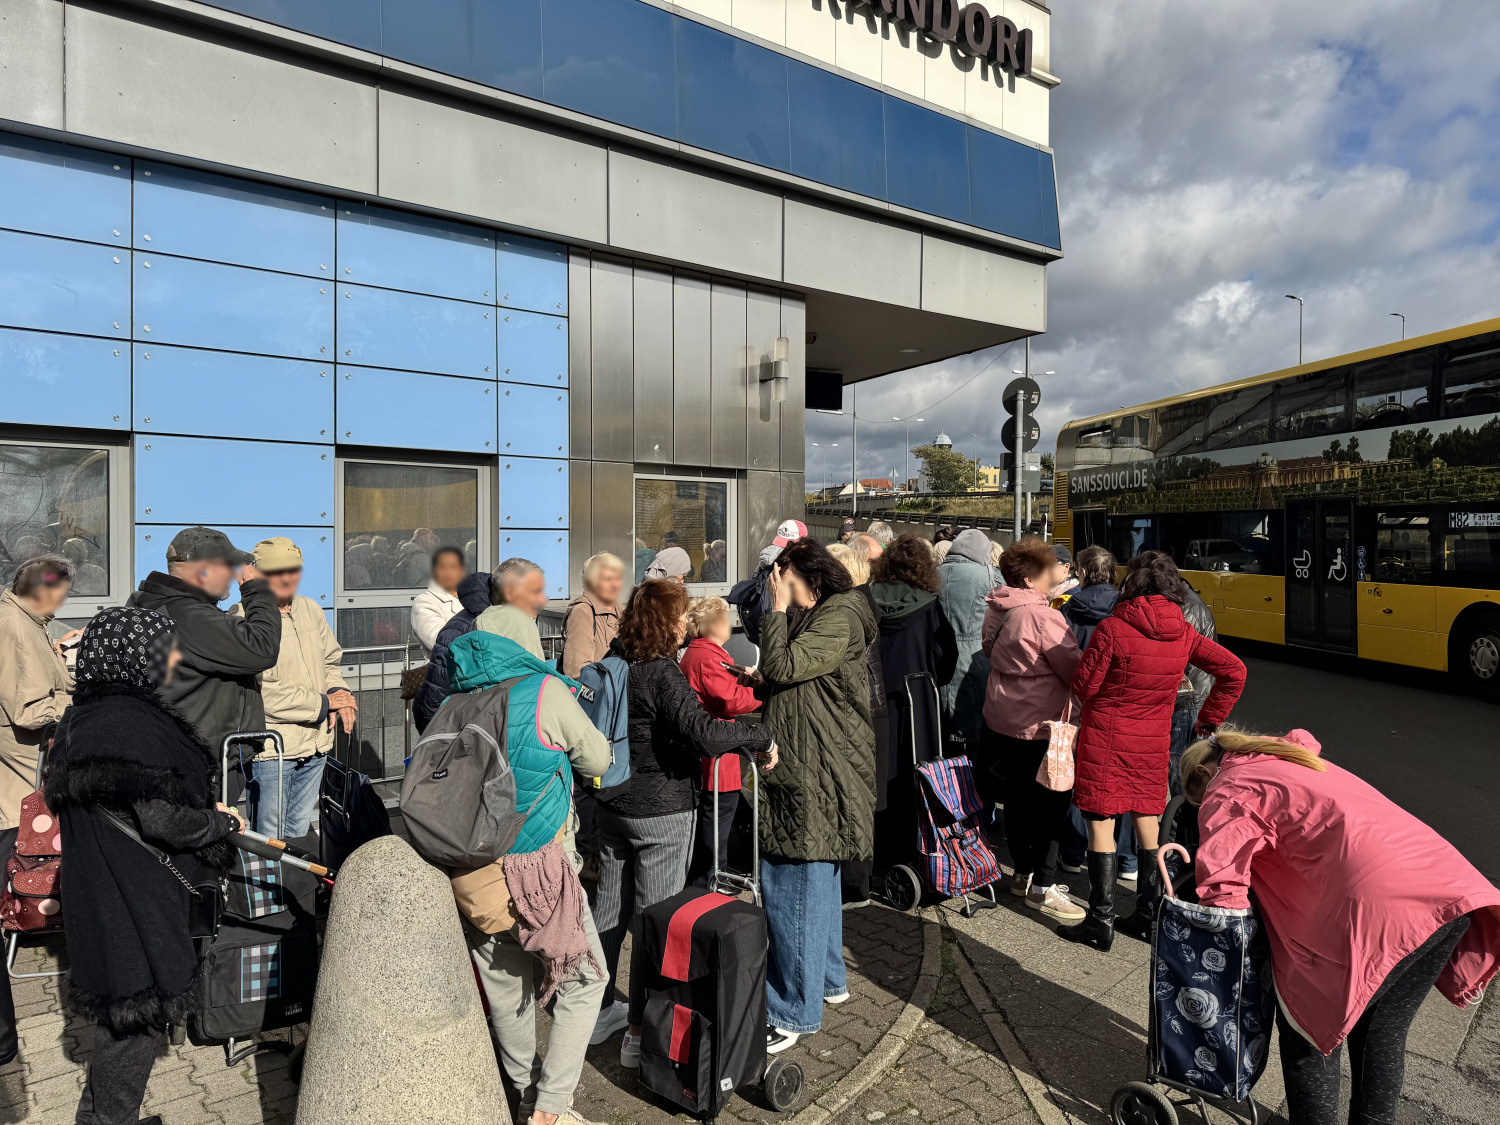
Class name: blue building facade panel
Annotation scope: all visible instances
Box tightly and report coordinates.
[336,205,496,303]
[497,310,568,387]
[0,135,131,247]
[136,523,336,610]
[540,0,678,139]
[133,346,334,444]
[498,530,569,599]
[884,96,972,225]
[500,457,569,530]
[338,285,496,377]
[675,19,791,172]
[498,383,569,458]
[336,366,499,452]
[134,255,333,359]
[380,0,543,99]
[134,435,334,527]
[498,236,568,315]
[133,163,335,278]
[0,231,130,339]
[0,328,131,431]
[788,64,886,201]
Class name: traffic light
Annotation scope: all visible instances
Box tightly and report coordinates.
[1001,375,1041,491]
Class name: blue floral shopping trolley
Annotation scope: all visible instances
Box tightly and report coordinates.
[1111,844,1276,1125]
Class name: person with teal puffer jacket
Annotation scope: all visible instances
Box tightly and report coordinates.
[444,609,613,1125]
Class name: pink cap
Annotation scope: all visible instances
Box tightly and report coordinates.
[772,519,808,547]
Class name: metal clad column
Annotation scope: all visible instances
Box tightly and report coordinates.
[592,460,634,584]
[746,288,781,470]
[709,282,748,469]
[779,294,806,472]
[744,471,781,578]
[568,250,593,458]
[672,275,712,467]
[590,257,634,462]
[632,266,674,464]
[569,459,593,596]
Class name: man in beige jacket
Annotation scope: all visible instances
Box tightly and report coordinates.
[234,537,355,838]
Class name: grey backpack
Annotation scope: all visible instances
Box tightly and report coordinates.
[399,677,556,869]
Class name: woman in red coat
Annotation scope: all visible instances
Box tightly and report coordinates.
[1058,551,1246,951]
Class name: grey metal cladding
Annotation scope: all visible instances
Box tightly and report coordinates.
[632,266,674,465]
[568,250,593,458]
[745,289,781,471]
[744,471,781,579]
[589,258,634,463]
[920,233,1046,331]
[671,274,712,468]
[709,282,748,470]
[782,199,921,309]
[379,89,608,245]
[780,472,807,524]
[779,295,806,472]
[64,5,377,193]
[591,460,634,581]
[568,458,593,595]
[608,150,783,283]
[0,0,63,130]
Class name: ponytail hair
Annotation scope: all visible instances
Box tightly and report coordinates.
[1181,723,1327,806]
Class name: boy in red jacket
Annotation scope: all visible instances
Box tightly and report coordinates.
[679,596,761,887]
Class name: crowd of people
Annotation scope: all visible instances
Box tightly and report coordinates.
[1,512,1497,1125]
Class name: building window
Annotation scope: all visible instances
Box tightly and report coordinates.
[633,476,734,587]
[335,457,488,649]
[0,439,126,608]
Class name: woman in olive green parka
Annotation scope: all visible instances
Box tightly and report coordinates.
[755,538,877,1052]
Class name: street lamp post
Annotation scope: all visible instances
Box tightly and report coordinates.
[811,442,838,496]
[968,432,981,489]
[1285,294,1304,365]
[893,415,923,492]
[1390,312,1406,341]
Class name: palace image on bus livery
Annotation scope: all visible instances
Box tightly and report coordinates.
[1053,317,1500,698]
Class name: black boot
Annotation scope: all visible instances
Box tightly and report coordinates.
[1116,847,1161,941]
[1057,851,1116,951]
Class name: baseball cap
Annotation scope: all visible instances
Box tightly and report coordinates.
[252,536,304,572]
[165,526,252,566]
[1051,543,1074,565]
[772,519,808,548]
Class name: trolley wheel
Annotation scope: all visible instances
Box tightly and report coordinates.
[287,1039,306,1085]
[763,1057,805,1113]
[884,865,922,913]
[1110,1081,1178,1125]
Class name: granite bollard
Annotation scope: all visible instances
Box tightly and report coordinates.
[296,835,506,1124]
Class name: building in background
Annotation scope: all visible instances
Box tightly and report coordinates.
[0,0,1059,656]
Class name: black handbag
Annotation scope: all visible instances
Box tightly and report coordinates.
[100,808,227,940]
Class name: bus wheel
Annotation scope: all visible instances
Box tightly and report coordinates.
[1452,613,1500,702]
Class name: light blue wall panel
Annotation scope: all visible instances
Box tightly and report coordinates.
[134,255,333,358]
[0,328,130,430]
[498,383,568,457]
[0,232,129,338]
[134,346,333,443]
[337,285,495,377]
[0,135,131,247]
[500,457,568,529]
[497,309,567,387]
[496,530,569,599]
[133,163,334,277]
[336,205,494,303]
[498,235,567,315]
[336,366,498,452]
[135,523,335,609]
[135,435,333,526]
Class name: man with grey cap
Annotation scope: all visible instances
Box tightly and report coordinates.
[233,537,355,837]
[128,527,280,794]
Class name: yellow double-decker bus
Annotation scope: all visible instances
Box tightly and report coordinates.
[1054,317,1500,699]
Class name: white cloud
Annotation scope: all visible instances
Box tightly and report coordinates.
[808,0,1500,487]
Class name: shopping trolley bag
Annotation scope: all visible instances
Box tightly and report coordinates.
[914,756,1001,900]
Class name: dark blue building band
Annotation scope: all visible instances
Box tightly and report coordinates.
[201,0,1061,249]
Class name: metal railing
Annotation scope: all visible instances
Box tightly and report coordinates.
[333,641,424,785]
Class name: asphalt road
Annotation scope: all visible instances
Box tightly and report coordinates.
[1222,638,1500,882]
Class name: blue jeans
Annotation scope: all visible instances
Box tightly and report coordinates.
[250,753,327,839]
[761,857,845,1035]
[1059,804,1137,872]
[1169,704,1201,798]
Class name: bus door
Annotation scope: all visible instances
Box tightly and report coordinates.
[1285,498,1357,652]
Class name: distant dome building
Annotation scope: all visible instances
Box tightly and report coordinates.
[933,431,953,448]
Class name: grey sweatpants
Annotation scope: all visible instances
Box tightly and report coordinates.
[592,806,695,1013]
[468,900,608,1117]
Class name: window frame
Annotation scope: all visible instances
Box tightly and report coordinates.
[0,433,132,615]
[631,470,738,594]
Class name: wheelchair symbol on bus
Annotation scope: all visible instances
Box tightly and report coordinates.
[1327,548,1347,582]
[1293,550,1311,578]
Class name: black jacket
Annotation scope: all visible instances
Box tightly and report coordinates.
[855,585,892,809]
[1062,582,1121,650]
[1179,587,1218,710]
[127,572,280,760]
[602,654,769,820]
[414,572,492,732]
[46,683,238,1034]
[869,582,957,805]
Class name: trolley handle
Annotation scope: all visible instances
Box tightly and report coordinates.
[221,730,284,805]
[710,749,764,905]
[1158,843,1194,898]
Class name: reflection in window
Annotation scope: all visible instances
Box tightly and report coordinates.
[1441,340,1500,420]
[1220,511,1282,576]
[335,606,415,657]
[634,478,730,585]
[0,442,110,595]
[342,462,478,591]
[1273,372,1349,442]
[1375,513,1431,584]
[1201,385,1274,451]
[1157,400,1211,456]
[1444,513,1500,577]
[1354,351,1434,430]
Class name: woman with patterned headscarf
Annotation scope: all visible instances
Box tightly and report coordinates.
[44,606,244,1125]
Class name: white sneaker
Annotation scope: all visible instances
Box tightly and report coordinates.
[1117,869,1139,889]
[590,1000,629,1046]
[766,1027,801,1055]
[824,991,850,1005]
[619,1029,642,1068]
[1027,884,1085,922]
[1008,872,1032,897]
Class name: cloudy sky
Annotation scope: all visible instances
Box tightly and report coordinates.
[806,0,1500,488]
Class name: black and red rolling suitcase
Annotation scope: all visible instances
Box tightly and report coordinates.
[630,758,804,1119]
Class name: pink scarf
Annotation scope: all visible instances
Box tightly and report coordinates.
[503,840,602,1004]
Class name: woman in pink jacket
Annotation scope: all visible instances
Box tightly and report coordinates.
[1183,726,1500,1125]
[978,538,1084,923]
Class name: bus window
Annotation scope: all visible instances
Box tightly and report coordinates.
[1440,339,1500,420]
[1157,399,1210,456]
[1375,512,1432,584]
[1273,370,1351,442]
[1354,349,1436,430]
[1107,516,1157,562]
[1444,512,1500,585]
[1220,511,1282,575]
[1201,384,1274,451]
